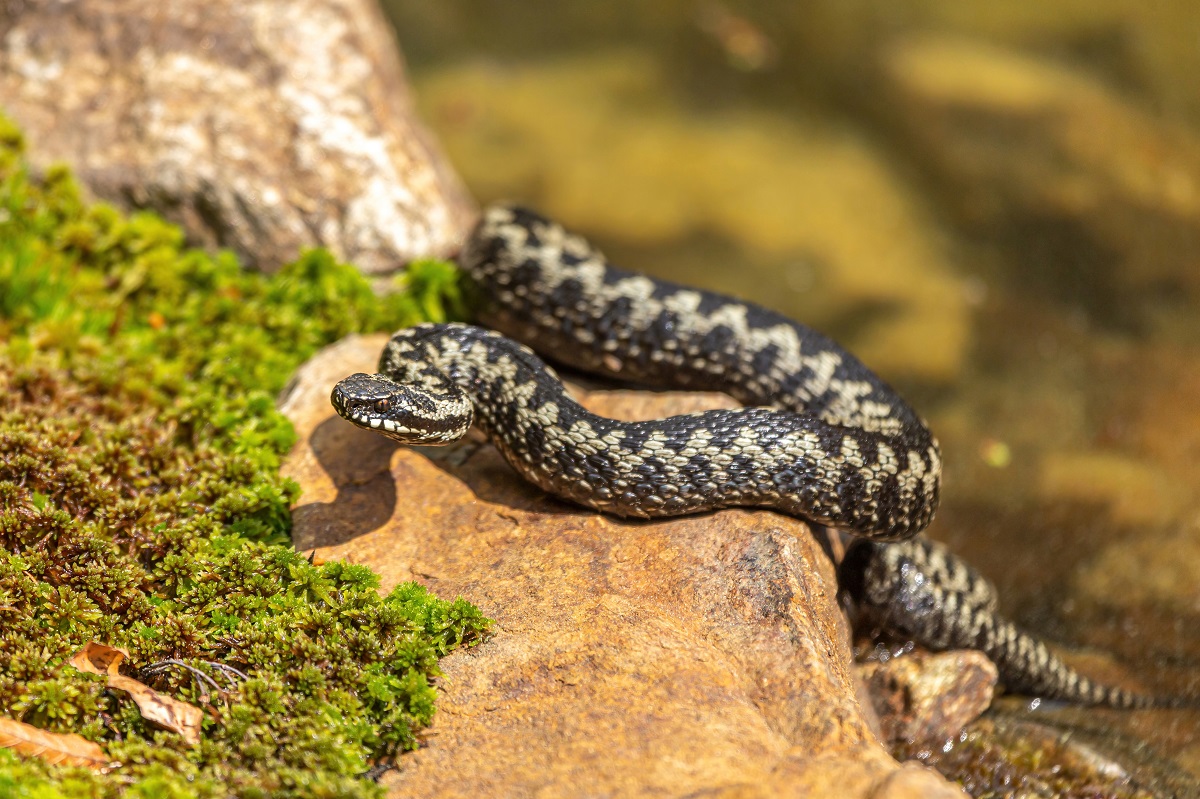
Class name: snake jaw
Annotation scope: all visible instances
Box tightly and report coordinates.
[330,372,472,446]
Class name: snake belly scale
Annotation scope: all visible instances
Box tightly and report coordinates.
[332,204,1161,708]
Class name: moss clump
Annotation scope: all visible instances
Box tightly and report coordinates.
[0,113,487,797]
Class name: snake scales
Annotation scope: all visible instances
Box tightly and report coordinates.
[332,204,1160,708]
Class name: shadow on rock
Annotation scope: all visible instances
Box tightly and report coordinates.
[291,415,399,550]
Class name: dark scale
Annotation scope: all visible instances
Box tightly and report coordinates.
[331,203,1177,709]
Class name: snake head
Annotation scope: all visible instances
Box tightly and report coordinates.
[330,372,472,446]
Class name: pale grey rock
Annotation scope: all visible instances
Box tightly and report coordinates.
[0,0,476,272]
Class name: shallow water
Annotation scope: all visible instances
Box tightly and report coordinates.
[385,2,1200,793]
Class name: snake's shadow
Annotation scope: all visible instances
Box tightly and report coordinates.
[294,414,594,551]
[290,415,399,550]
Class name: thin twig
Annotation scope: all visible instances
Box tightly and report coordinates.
[142,659,222,701]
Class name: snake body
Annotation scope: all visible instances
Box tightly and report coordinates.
[339,205,941,540]
[332,204,1159,707]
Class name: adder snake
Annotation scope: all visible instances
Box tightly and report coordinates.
[332,204,1160,708]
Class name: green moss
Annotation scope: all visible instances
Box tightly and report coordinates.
[0,114,489,797]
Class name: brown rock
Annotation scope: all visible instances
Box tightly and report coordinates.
[0,0,475,273]
[858,650,998,749]
[279,334,964,798]
[877,34,1200,303]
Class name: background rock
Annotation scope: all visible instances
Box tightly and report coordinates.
[279,334,964,798]
[0,0,475,272]
[904,710,1185,799]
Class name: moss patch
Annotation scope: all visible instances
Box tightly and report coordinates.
[0,114,487,797]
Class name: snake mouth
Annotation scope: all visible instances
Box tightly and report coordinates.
[334,401,413,435]
[336,403,419,436]
[351,412,412,435]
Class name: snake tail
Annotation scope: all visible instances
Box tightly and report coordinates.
[839,538,1163,708]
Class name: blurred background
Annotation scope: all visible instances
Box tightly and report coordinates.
[384,0,1200,789]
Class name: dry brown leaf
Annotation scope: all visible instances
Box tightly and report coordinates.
[69,642,128,676]
[108,674,204,746]
[0,716,109,771]
[69,643,203,746]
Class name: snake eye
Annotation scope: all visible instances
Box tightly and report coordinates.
[374,399,390,413]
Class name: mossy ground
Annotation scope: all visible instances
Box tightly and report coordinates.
[0,114,488,798]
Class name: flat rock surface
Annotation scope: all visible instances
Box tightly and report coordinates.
[280,333,963,798]
[0,0,474,272]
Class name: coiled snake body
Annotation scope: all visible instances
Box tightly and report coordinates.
[333,205,1158,708]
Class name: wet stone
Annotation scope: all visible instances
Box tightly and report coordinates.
[857,649,998,749]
